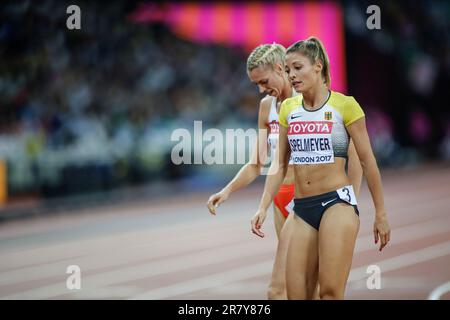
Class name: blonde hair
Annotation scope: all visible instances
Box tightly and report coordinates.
[246,43,286,72]
[286,36,331,87]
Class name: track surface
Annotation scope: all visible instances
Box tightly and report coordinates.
[0,163,449,300]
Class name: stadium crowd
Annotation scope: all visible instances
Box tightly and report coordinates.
[0,0,449,198]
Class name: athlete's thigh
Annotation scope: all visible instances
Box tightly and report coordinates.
[285,214,319,299]
[318,203,359,293]
[273,204,287,239]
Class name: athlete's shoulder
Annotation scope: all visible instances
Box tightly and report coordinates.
[328,91,350,105]
[259,95,273,111]
[329,91,360,109]
[258,95,273,126]
[329,91,365,125]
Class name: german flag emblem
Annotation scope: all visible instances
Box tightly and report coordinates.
[324,111,332,120]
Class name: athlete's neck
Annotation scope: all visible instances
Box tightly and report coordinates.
[279,79,292,102]
[302,85,329,110]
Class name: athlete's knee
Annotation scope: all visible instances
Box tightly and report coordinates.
[267,284,286,300]
[319,284,344,300]
[286,279,315,300]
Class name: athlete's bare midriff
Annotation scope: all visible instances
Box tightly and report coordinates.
[282,166,295,185]
[293,157,349,198]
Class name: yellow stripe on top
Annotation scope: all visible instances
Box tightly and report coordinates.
[279,95,302,128]
[327,91,365,126]
[279,91,365,128]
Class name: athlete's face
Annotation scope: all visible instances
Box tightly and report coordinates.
[285,52,322,93]
[248,64,285,98]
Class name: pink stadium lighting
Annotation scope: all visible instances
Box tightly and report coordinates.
[129,2,347,93]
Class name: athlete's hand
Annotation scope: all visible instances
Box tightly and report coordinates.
[374,214,391,251]
[251,210,268,238]
[207,190,230,215]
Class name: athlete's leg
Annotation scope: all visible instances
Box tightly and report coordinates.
[273,203,286,239]
[267,211,292,300]
[318,203,359,300]
[285,214,319,299]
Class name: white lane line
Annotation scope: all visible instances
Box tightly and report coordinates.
[0,193,232,240]
[0,214,252,270]
[427,281,450,300]
[357,195,450,234]
[348,240,450,283]
[0,207,250,255]
[210,282,266,295]
[69,286,142,299]
[348,276,431,290]
[129,261,273,300]
[0,239,272,299]
[0,219,256,284]
[354,215,450,253]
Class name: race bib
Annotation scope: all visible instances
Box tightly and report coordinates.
[268,134,278,155]
[287,121,334,165]
[336,185,357,205]
[267,121,279,155]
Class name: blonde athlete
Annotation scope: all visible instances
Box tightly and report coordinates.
[251,37,391,300]
[207,43,363,299]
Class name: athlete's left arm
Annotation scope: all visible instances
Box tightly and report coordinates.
[347,117,391,251]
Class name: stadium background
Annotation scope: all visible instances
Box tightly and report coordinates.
[0,0,449,300]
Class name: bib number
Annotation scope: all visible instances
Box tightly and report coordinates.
[337,185,357,205]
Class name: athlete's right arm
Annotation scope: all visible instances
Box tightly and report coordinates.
[347,139,363,198]
[207,98,271,215]
[251,123,290,237]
